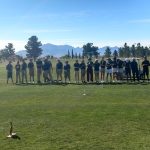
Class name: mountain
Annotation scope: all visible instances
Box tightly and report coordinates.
[15,43,119,57]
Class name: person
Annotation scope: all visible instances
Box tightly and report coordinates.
[93,59,100,83]
[100,57,106,82]
[87,58,93,82]
[15,61,21,84]
[64,61,71,83]
[131,58,139,82]
[6,61,13,84]
[36,58,43,83]
[28,59,34,83]
[124,58,131,82]
[112,57,118,82]
[117,59,124,81]
[47,58,53,81]
[80,59,86,83]
[142,56,150,81]
[106,58,112,82]
[56,59,63,82]
[74,60,80,83]
[21,59,27,83]
[42,58,50,83]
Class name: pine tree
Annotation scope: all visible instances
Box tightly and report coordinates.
[104,47,111,57]
[25,36,42,60]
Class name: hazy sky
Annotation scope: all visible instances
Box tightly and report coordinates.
[0,0,150,51]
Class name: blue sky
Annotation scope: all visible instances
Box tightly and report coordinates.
[0,0,150,51]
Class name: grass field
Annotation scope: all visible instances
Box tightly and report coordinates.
[0,61,150,150]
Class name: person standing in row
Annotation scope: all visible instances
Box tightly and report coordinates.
[21,59,27,83]
[124,58,131,82]
[106,58,112,82]
[15,61,21,83]
[93,59,100,83]
[47,58,53,81]
[42,58,50,83]
[117,59,124,81]
[6,61,13,84]
[80,59,86,83]
[142,56,150,81]
[64,61,71,83]
[56,59,63,82]
[74,60,80,83]
[36,58,43,83]
[87,58,93,82]
[131,58,139,82]
[28,59,34,83]
[112,57,118,82]
[100,57,106,82]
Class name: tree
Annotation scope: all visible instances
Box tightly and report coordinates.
[0,43,15,60]
[113,50,118,57]
[79,53,81,59]
[25,36,42,60]
[67,49,70,58]
[123,43,130,57]
[5,43,15,56]
[71,49,74,59]
[130,44,136,57]
[118,47,124,57]
[0,48,10,60]
[75,53,78,59]
[104,47,111,57]
[83,43,99,57]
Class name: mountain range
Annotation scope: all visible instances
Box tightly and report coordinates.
[15,43,119,58]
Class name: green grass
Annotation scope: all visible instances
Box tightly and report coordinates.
[0,61,150,149]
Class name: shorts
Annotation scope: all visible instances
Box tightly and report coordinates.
[112,68,117,73]
[57,69,62,76]
[43,70,49,78]
[81,69,86,76]
[107,69,112,74]
[64,71,70,78]
[117,68,123,74]
[100,68,105,73]
[29,69,34,76]
[7,72,12,78]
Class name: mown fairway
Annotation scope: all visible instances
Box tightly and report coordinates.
[0,61,150,150]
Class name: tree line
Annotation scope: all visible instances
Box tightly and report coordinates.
[0,36,150,61]
[104,43,150,58]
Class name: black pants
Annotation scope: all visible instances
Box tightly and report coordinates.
[87,69,93,82]
[125,68,131,81]
[132,70,139,81]
[143,68,149,80]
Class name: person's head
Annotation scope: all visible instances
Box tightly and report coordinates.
[81,59,85,63]
[144,56,147,60]
[132,57,136,62]
[57,58,60,63]
[101,57,104,61]
[113,57,116,61]
[9,61,11,64]
[75,59,78,63]
[44,58,48,63]
[65,60,68,64]
[30,58,33,62]
[108,57,111,61]
[125,58,129,62]
[95,59,98,63]
[88,57,92,62]
[37,56,41,61]
[17,61,19,64]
